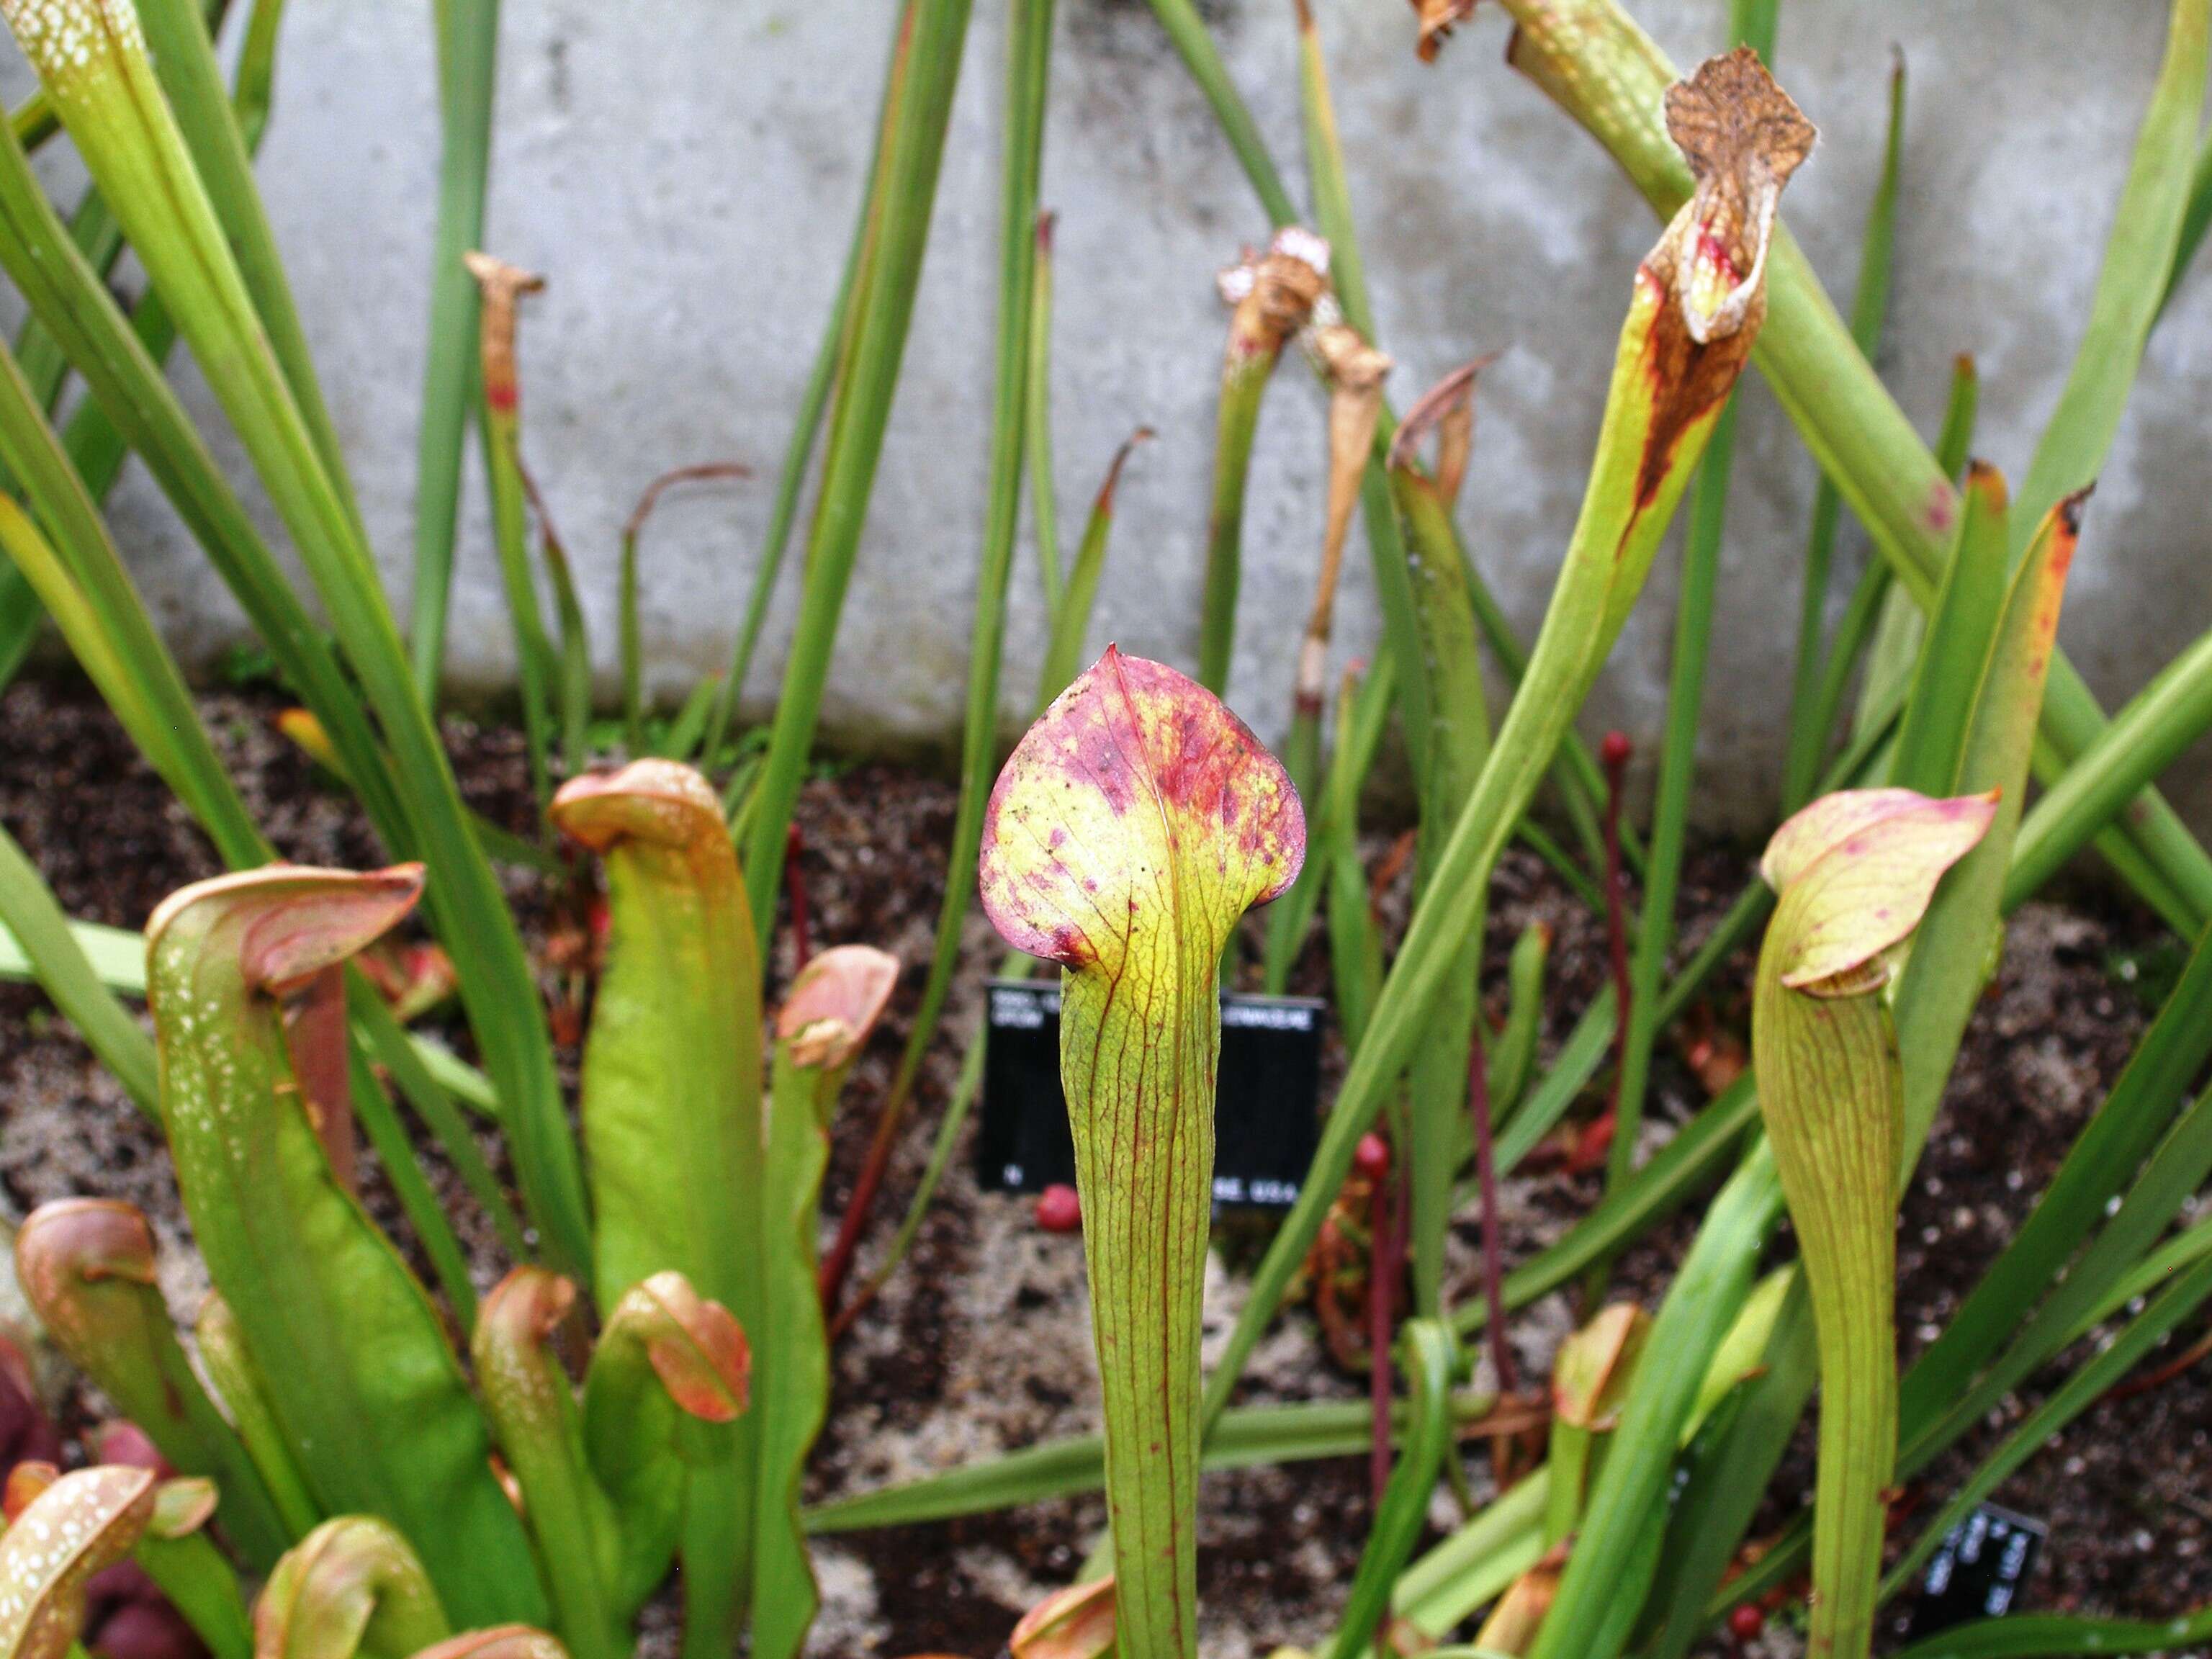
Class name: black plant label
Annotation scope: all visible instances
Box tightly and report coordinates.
[979,979,1323,1210]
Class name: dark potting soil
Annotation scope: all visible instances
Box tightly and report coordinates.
[0,675,2206,1658]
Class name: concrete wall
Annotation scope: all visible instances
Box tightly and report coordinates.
[24,1,2212,827]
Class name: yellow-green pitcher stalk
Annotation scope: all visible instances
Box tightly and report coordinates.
[1752,788,1996,1658]
[980,648,1304,1659]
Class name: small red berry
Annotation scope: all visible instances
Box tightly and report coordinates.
[1353,1133,1392,1180]
[1600,729,1633,770]
[1727,1604,1765,1642]
[1035,1183,1082,1233]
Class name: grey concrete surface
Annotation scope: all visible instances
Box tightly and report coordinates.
[14,1,2212,829]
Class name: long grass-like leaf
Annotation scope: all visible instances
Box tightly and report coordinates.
[2010,0,2208,547]
[804,1391,1498,1534]
[740,0,973,945]
[1780,47,1903,809]
[816,0,1051,1313]
[410,0,501,700]
[1323,1321,1457,1659]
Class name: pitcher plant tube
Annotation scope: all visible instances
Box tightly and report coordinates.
[1753,787,1997,1658]
[979,647,1304,1659]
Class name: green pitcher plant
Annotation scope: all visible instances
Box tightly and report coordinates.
[1752,787,1997,1658]
[979,646,1305,1659]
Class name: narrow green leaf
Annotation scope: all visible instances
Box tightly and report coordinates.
[755,948,896,1659]
[823,0,1052,1308]
[1895,496,2082,1159]
[1323,1321,1457,1659]
[740,0,974,943]
[1,1,593,1271]
[132,1523,253,1659]
[410,0,501,701]
[1888,464,2012,796]
[2011,0,2209,547]
[1892,1604,2212,1659]
[194,1292,323,1545]
[1855,354,1978,736]
[136,0,361,531]
[803,1390,1498,1534]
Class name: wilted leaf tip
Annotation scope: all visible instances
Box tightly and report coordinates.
[1760,788,1997,996]
[1658,48,1815,344]
[979,647,1305,971]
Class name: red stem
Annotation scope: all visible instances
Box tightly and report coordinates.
[785,821,811,973]
[1468,1026,1516,1395]
[1599,734,1635,1159]
[1368,1148,1402,1509]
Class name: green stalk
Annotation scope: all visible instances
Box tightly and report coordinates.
[1781,47,1903,809]
[1323,1321,1457,1659]
[2010,0,2209,549]
[1750,791,1995,1658]
[1141,0,1298,226]
[550,763,763,1659]
[519,467,591,779]
[979,650,1303,1659]
[1855,354,1977,736]
[1199,231,1323,696]
[698,2,909,768]
[804,1390,1497,1533]
[467,254,555,805]
[1591,384,1730,1287]
[2005,622,2212,905]
[2157,125,2212,316]
[1028,211,1064,612]
[472,1271,625,1659]
[136,0,359,531]
[740,0,973,944]
[1201,49,1812,1434]
[411,0,501,700]
[756,949,896,1659]
[0,2,593,1271]
[816,0,1052,1310]
[1389,421,1494,1321]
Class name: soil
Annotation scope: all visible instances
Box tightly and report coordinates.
[1,675,2207,1658]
